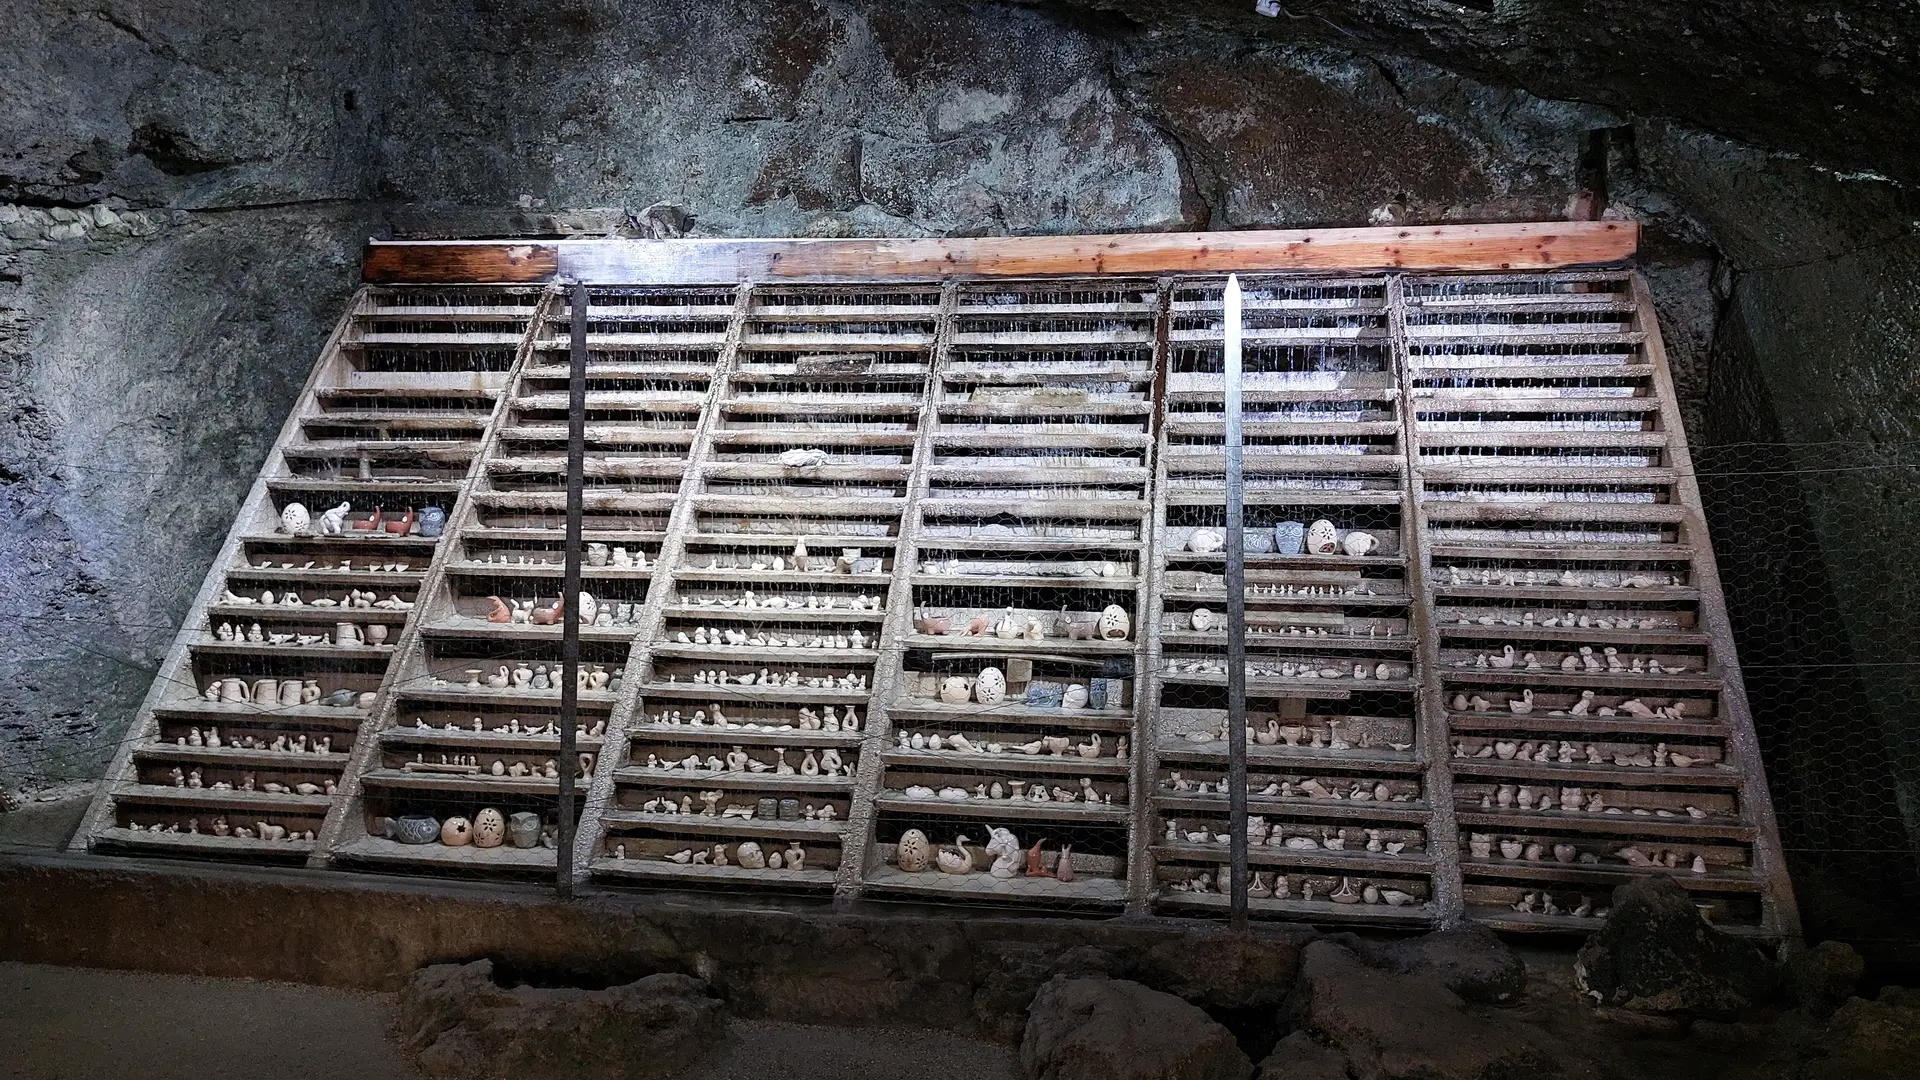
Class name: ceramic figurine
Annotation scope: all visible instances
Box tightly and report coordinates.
[417,506,447,538]
[786,841,807,871]
[441,816,473,846]
[1188,528,1224,554]
[1341,530,1378,557]
[896,829,932,872]
[975,666,1006,705]
[936,835,975,875]
[986,827,1021,879]
[1306,519,1339,554]
[393,815,439,844]
[1097,604,1131,641]
[280,502,311,535]
[939,676,972,704]
[1023,839,1050,878]
[472,808,506,848]
[994,607,1021,639]
[320,502,351,535]
[736,841,766,869]
[1190,608,1215,632]
[1054,844,1074,883]
[1273,521,1306,554]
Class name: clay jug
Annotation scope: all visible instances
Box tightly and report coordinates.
[217,677,251,704]
[250,678,279,704]
[278,679,304,707]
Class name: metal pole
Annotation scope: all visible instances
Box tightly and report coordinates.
[1223,274,1248,929]
[556,282,588,897]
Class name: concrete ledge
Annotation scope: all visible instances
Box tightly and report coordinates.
[0,850,1315,1037]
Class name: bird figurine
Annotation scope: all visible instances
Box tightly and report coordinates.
[1489,645,1517,669]
[1509,689,1535,715]
[936,835,975,875]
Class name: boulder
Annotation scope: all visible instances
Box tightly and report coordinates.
[1021,976,1253,1080]
[1783,939,1865,1017]
[396,959,727,1080]
[1372,923,1527,1004]
[1289,940,1559,1080]
[1573,877,1777,1018]
[1135,927,1311,1011]
[1255,1031,1350,1080]
[1801,986,1920,1080]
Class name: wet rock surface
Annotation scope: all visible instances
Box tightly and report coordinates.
[1021,976,1253,1080]
[1574,877,1779,1019]
[397,958,727,1080]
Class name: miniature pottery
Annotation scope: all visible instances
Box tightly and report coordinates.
[364,623,388,645]
[939,676,972,704]
[586,543,610,566]
[508,812,541,848]
[1089,678,1113,710]
[1188,528,1224,554]
[1273,521,1306,554]
[279,502,311,535]
[417,506,447,538]
[393,815,439,845]
[736,841,767,869]
[472,807,506,848]
[1243,528,1274,554]
[1341,530,1378,556]
[1062,684,1089,709]
[1097,604,1130,641]
[986,827,1021,879]
[441,817,473,846]
[1025,681,1064,708]
[1307,519,1339,554]
[1190,608,1215,632]
[277,679,303,707]
[975,666,1006,705]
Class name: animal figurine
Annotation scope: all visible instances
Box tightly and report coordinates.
[486,596,513,623]
[985,827,1022,879]
[936,835,975,875]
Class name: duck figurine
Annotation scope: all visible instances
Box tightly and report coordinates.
[936,834,975,875]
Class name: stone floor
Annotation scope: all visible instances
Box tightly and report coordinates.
[0,961,1019,1080]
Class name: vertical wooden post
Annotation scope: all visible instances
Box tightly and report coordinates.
[1223,274,1249,929]
[556,282,588,897]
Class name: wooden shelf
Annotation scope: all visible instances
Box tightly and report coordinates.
[873,794,1128,824]
[862,865,1127,906]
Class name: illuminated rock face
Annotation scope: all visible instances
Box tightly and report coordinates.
[4,0,1917,959]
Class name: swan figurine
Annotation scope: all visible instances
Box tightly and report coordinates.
[937,835,975,875]
[1255,719,1280,746]
[484,666,510,689]
[1508,690,1535,715]
[1489,645,1516,670]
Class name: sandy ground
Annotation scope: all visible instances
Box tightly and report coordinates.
[0,961,1019,1080]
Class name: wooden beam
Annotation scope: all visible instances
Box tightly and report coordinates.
[362,222,1639,285]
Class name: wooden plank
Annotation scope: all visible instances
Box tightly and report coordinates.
[363,242,557,284]
[364,222,1639,285]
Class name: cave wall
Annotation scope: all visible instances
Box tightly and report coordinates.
[2,0,1916,957]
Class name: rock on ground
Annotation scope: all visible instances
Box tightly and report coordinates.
[396,958,727,1080]
[1021,976,1252,1080]
[1255,1031,1349,1080]
[1365,923,1528,1005]
[1573,877,1777,1018]
[1782,940,1864,1018]
[1288,940,1562,1080]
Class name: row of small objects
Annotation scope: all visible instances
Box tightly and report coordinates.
[171,728,334,754]
[1449,611,1677,629]
[399,752,591,779]
[628,839,813,870]
[1169,870,1421,907]
[895,731,1124,760]
[213,622,390,647]
[202,680,369,709]
[914,605,1130,642]
[641,747,846,776]
[1166,817,1410,856]
[221,588,414,608]
[1454,738,1708,768]
[683,591,884,610]
[1179,609,1399,637]
[1441,567,1678,589]
[1165,660,1412,681]
[689,549,878,575]
[165,770,329,795]
[635,793,838,821]
[1474,784,1709,819]
[675,626,871,649]
[1175,719,1412,753]
[1450,692,1685,719]
[126,817,312,842]
[1468,833,1713,875]
[1164,773,1414,803]
[643,705,861,732]
[440,665,624,692]
[679,669,868,690]
[892,827,1077,882]
[899,778,1113,805]
[409,717,608,737]
[1451,645,1695,675]
[483,594,636,626]
[374,809,552,848]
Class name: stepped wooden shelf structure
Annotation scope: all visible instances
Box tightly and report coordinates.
[77,221,1798,937]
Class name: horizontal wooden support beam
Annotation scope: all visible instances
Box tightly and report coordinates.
[363,221,1639,285]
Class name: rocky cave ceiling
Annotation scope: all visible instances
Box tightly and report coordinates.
[1023,0,1917,185]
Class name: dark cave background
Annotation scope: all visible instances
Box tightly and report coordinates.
[2,0,1914,963]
